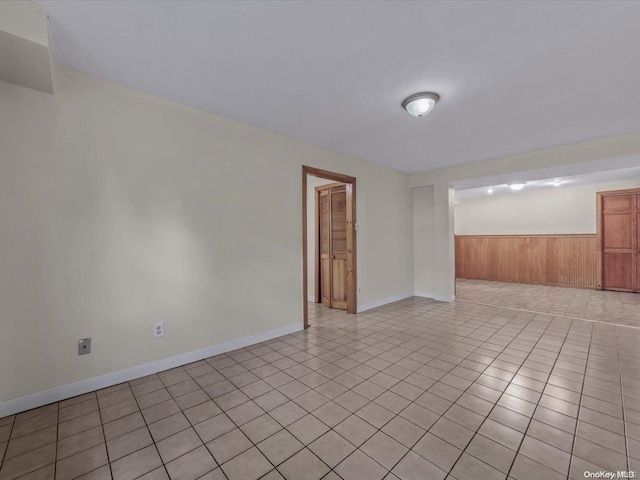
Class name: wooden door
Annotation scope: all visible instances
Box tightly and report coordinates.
[637,197,640,292]
[317,184,347,310]
[601,194,636,291]
[319,189,331,307]
[330,186,347,309]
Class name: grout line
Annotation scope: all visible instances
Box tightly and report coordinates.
[192,355,352,478]
[312,304,633,474]
[456,299,640,330]
[446,306,573,477]
[88,395,108,479]
[126,383,175,480]
[270,308,462,476]
[53,406,58,480]
[347,299,547,477]
[165,353,338,477]
[567,320,594,477]
[60,398,110,480]
[244,301,503,477]
[504,318,574,478]
[0,415,16,471]
[344,303,519,474]
[617,329,631,473]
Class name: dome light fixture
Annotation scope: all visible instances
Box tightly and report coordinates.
[402,92,440,117]
[509,183,526,191]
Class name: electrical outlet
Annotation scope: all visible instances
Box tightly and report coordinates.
[78,338,91,355]
[153,322,164,338]
[357,286,361,294]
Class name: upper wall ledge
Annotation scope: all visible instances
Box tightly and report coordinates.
[0,0,55,94]
[409,132,640,188]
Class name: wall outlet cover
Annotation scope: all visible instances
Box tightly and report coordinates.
[153,322,164,338]
[78,338,91,355]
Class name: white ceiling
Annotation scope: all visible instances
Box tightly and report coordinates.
[38,1,640,173]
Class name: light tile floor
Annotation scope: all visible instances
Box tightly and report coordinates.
[1,297,639,480]
[456,278,640,328]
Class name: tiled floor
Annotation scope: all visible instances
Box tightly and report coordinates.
[457,278,640,328]
[1,297,639,480]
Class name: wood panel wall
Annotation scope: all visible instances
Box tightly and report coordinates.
[455,234,598,288]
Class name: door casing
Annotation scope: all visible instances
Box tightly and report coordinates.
[303,166,357,328]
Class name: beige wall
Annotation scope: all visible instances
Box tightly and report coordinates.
[0,68,413,403]
[0,1,49,46]
[0,1,55,94]
[455,179,640,235]
[306,176,336,301]
[413,186,435,296]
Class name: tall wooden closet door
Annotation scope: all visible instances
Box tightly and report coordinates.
[636,195,640,292]
[602,194,635,291]
[319,190,331,307]
[330,186,347,309]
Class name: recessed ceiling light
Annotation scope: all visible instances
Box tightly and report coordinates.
[509,183,526,191]
[487,188,493,194]
[402,92,440,117]
[552,180,563,187]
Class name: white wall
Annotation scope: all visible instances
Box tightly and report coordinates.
[306,176,337,301]
[413,186,434,297]
[0,1,49,46]
[456,179,640,235]
[0,68,414,403]
[0,1,55,94]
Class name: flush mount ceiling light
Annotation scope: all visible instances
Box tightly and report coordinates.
[509,183,526,191]
[487,188,494,194]
[402,92,440,117]
[551,179,564,187]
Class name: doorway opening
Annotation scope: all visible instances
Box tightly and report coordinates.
[302,166,357,328]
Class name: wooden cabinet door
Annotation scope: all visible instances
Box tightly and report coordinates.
[602,194,635,291]
[319,189,332,307]
[330,186,347,309]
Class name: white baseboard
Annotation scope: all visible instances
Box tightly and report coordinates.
[434,294,455,303]
[356,291,456,313]
[414,291,456,303]
[0,322,303,418]
[413,291,435,298]
[357,292,414,313]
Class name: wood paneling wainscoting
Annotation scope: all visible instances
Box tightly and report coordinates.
[455,234,598,288]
